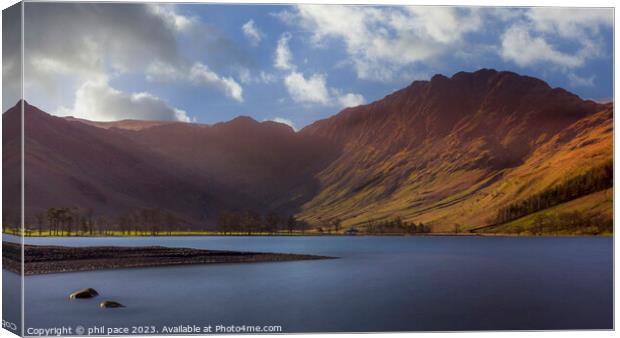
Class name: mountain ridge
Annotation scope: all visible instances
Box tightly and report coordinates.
[3,69,613,233]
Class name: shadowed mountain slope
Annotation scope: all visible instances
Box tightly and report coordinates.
[3,101,338,228]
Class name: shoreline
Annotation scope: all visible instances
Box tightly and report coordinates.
[2,242,335,275]
[2,232,611,238]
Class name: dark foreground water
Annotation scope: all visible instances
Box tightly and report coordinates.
[3,236,613,333]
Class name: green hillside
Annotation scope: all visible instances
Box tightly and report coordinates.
[474,188,612,235]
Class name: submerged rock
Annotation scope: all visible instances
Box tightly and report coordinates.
[69,288,99,299]
[100,300,125,308]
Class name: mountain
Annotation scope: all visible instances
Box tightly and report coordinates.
[3,69,613,233]
[3,101,338,229]
[296,69,612,232]
[3,102,221,229]
[112,115,340,214]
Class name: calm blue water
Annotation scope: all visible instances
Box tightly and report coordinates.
[3,236,613,333]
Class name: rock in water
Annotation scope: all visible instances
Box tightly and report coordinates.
[100,300,125,308]
[69,288,99,299]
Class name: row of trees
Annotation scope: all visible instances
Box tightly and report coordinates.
[216,210,308,235]
[4,206,434,236]
[16,207,186,236]
[117,208,184,235]
[524,211,612,235]
[365,217,432,234]
[315,217,343,234]
[495,161,612,225]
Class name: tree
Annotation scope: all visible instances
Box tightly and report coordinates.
[366,218,377,234]
[331,218,342,234]
[79,215,88,235]
[532,214,547,236]
[47,208,59,236]
[320,217,332,234]
[494,161,612,225]
[239,210,261,235]
[118,215,130,235]
[97,216,109,236]
[165,213,178,236]
[35,213,45,235]
[407,221,418,234]
[287,215,297,234]
[85,208,94,236]
[217,211,234,234]
[265,212,280,234]
[298,220,308,234]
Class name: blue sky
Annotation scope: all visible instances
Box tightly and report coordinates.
[8,4,614,130]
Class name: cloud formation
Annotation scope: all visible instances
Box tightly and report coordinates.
[274,32,366,108]
[189,63,244,102]
[22,3,245,120]
[337,92,366,108]
[146,61,244,102]
[284,72,330,105]
[500,25,585,68]
[242,20,263,46]
[567,73,595,88]
[278,6,481,81]
[274,33,294,71]
[499,8,612,69]
[2,3,21,112]
[56,80,191,122]
[25,3,181,83]
[11,4,613,127]
[277,5,612,86]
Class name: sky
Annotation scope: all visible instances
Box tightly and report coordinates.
[3,3,614,130]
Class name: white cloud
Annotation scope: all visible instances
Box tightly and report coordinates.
[242,20,263,46]
[282,71,365,108]
[500,25,584,68]
[147,4,197,32]
[284,71,330,105]
[56,80,191,122]
[267,117,298,131]
[278,6,612,79]
[337,92,366,108]
[145,60,184,82]
[146,61,244,102]
[275,32,294,71]
[499,8,612,69]
[526,8,613,40]
[189,63,244,102]
[278,6,481,81]
[273,31,364,108]
[237,68,277,84]
[567,73,595,88]
[259,71,277,84]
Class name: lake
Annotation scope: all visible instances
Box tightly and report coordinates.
[3,236,613,333]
